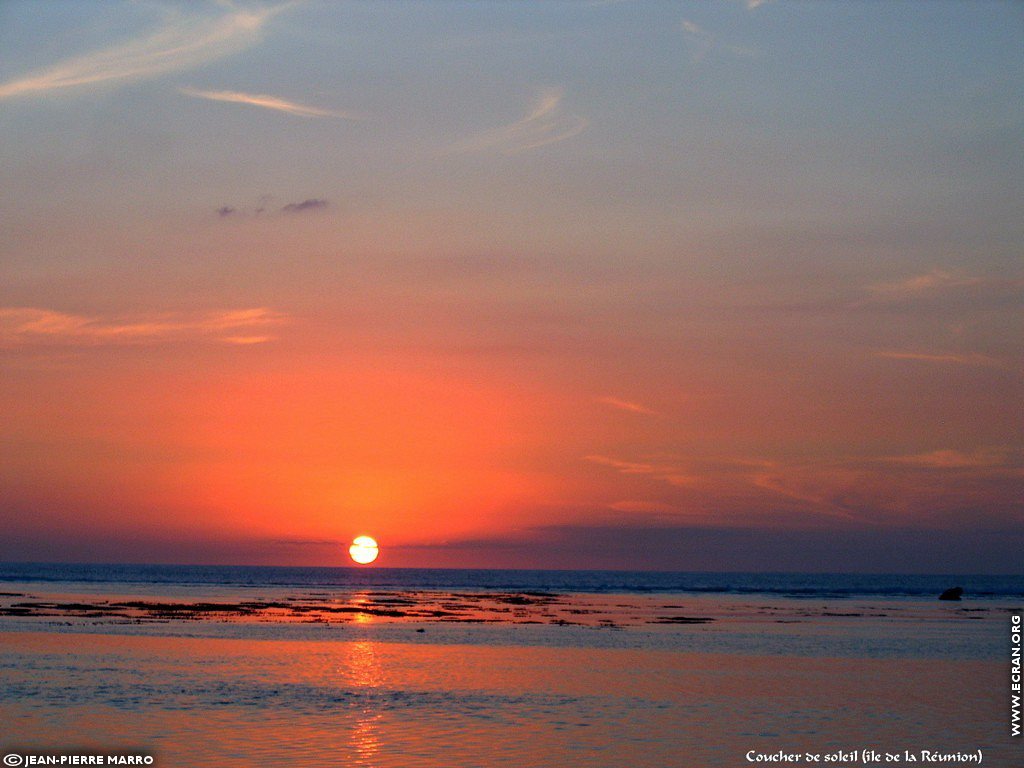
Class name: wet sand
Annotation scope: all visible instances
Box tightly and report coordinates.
[0,588,718,628]
[0,587,1004,630]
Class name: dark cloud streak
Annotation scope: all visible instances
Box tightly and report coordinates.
[281,198,328,214]
[213,198,329,218]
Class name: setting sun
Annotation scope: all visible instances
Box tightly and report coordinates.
[348,536,379,565]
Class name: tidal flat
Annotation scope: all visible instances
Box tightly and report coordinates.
[1,581,1021,767]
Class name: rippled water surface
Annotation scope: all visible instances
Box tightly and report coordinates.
[1,567,1020,766]
[0,630,1018,767]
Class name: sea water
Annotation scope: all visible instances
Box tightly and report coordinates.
[1,565,1021,767]
[1,562,1021,600]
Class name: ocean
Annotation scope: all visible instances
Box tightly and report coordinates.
[2,562,1022,599]
[1,564,1021,766]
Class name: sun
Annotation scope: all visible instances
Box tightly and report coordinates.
[349,535,379,565]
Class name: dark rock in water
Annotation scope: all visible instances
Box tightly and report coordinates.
[939,586,964,601]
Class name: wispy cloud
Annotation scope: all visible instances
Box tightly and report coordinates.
[746,464,912,524]
[0,307,287,348]
[607,500,677,514]
[0,4,288,100]
[585,455,696,487]
[221,335,275,345]
[681,18,757,63]
[882,448,1010,470]
[179,87,367,119]
[749,470,833,508]
[595,396,657,415]
[587,445,1022,529]
[746,447,1023,524]
[867,269,984,298]
[874,350,1005,368]
[450,87,588,155]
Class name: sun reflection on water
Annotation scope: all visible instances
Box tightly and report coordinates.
[345,640,384,766]
[350,592,375,624]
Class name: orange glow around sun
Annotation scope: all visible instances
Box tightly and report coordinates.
[156,356,558,554]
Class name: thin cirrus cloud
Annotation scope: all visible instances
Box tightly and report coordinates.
[873,350,1005,368]
[0,307,287,348]
[867,269,984,298]
[882,448,1010,470]
[0,4,287,100]
[681,18,757,63]
[607,500,679,515]
[178,87,368,120]
[595,396,658,415]
[450,87,588,155]
[851,269,1022,312]
[585,455,697,487]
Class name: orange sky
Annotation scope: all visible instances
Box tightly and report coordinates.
[0,2,1021,570]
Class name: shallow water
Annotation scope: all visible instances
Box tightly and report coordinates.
[1,568,1020,766]
[0,632,1016,767]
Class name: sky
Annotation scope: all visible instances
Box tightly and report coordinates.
[0,0,1021,572]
